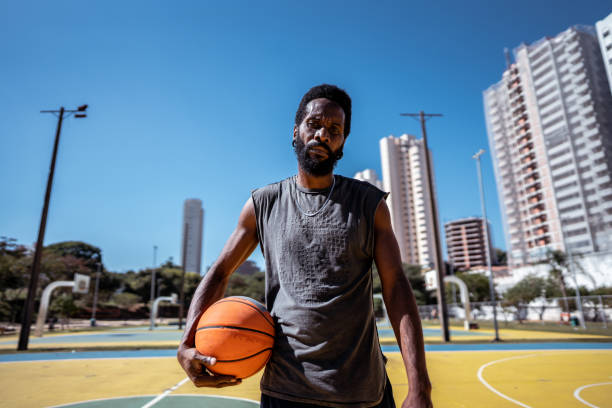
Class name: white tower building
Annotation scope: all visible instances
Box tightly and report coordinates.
[354,168,383,189]
[379,134,437,267]
[484,24,612,268]
[181,198,204,274]
[596,13,612,95]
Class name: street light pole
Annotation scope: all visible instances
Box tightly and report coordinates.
[149,245,158,330]
[473,149,500,341]
[150,246,158,303]
[91,262,101,326]
[18,104,88,351]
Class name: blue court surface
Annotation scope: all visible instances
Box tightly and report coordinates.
[2,342,611,363]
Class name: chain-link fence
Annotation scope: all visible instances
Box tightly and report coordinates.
[417,295,612,328]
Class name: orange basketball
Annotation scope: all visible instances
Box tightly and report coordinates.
[195,296,275,379]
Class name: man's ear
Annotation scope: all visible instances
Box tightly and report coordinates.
[293,125,298,143]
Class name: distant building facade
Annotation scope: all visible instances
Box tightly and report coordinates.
[445,217,495,271]
[596,13,612,95]
[483,24,612,268]
[379,134,437,267]
[354,168,383,189]
[181,198,204,274]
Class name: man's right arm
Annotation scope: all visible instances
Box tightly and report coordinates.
[177,197,259,387]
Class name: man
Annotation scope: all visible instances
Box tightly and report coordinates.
[178,84,432,408]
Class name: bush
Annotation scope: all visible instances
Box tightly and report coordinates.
[109,292,142,308]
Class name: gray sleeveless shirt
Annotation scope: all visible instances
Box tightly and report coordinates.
[251,175,389,407]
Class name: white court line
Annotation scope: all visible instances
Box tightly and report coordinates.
[140,377,189,408]
[48,394,260,407]
[476,354,536,408]
[573,382,612,408]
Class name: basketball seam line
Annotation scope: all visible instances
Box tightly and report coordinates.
[216,298,275,328]
[196,325,275,338]
[215,347,274,363]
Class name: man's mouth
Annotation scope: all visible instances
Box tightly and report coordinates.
[307,143,332,157]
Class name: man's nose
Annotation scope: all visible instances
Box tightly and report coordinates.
[315,127,330,143]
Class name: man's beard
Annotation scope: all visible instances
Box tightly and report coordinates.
[294,134,343,176]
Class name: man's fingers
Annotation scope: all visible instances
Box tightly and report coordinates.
[194,354,217,367]
[192,374,241,388]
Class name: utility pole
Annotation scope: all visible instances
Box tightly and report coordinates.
[179,225,188,329]
[400,110,450,342]
[18,104,88,351]
[473,149,500,341]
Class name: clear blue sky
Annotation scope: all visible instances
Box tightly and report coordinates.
[1,1,610,272]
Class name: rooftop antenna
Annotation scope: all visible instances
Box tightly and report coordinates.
[504,48,512,69]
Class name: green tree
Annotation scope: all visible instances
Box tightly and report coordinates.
[372,263,430,305]
[50,293,78,328]
[542,250,595,312]
[444,271,492,303]
[494,248,507,265]
[0,237,29,322]
[45,241,102,272]
[109,292,141,308]
[503,274,547,323]
[225,271,265,302]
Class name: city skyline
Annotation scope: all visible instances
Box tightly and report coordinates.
[2,2,610,272]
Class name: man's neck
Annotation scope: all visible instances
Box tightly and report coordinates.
[296,168,334,190]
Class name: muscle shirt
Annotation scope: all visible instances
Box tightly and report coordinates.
[251,175,389,407]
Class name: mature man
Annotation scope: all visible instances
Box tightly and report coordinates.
[177,84,432,408]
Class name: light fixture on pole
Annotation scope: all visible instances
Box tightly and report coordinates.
[18,104,88,351]
[472,149,500,342]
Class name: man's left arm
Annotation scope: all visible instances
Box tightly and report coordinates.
[373,200,433,408]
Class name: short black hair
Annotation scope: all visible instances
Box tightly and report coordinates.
[294,84,352,138]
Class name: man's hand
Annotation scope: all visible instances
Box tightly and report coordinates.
[402,389,433,408]
[177,346,242,388]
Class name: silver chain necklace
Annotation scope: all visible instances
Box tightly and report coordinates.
[293,175,336,217]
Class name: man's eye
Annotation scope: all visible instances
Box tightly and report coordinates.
[307,121,318,128]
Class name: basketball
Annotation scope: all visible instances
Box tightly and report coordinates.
[195,296,275,379]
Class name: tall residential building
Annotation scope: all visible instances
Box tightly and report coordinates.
[380,134,437,267]
[484,24,612,268]
[596,13,612,95]
[354,168,383,189]
[444,217,495,271]
[181,198,204,274]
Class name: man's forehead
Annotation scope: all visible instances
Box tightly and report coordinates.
[305,98,345,118]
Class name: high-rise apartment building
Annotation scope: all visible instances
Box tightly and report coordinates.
[445,217,495,271]
[181,198,204,274]
[380,134,437,267]
[484,25,612,268]
[354,168,383,189]
[596,13,612,95]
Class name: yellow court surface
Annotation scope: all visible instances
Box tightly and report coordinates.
[1,347,611,408]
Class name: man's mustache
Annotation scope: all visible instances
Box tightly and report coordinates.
[306,141,333,155]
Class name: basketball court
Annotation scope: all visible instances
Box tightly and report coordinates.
[1,323,608,351]
[1,324,611,408]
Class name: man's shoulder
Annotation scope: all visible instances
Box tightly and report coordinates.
[337,174,386,196]
[252,177,292,199]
